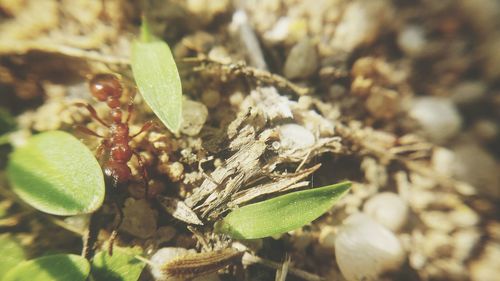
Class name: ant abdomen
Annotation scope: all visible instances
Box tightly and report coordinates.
[104,162,132,186]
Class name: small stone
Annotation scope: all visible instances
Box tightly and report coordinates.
[330,0,392,52]
[423,230,453,258]
[278,123,315,151]
[283,38,319,79]
[451,144,500,199]
[335,213,405,281]
[449,206,480,228]
[420,211,455,232]
[120,198,157,239]
[470,242,500,281]
[365,87,400,119]
[398,25,426,56]
[451,81,486,105]
[263,17,291,43]
[158,162,184,182]
[201,89,220,108]
[452,229,481,262]
[181,99,208,136]
[409,97,462,143]
[432,147,456,177]
[363,192,409,232]
[472,119,498,142]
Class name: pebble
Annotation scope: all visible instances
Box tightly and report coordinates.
[451,81,486,105]
[450,144,500,199]
[263,17,291,43]
[158,161,185,182]
[409,97,462,143]
[398,25,426,56]
[201,90,221,108]
[422,230,453,258]
[472,119,498,142]
[420,211,455,232]
[181,99,208,136]
[330,0,392,52]
[283,38,319,79]
[278,123,315,151]
[470,242,500,281]
[363,192,409,232]
[120,198,157,239]
[365,87,400,119]
[335,213,405,281]
[452,229,481,262]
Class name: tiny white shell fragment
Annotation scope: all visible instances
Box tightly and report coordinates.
[363,192,409,232]
[335,213,405,281]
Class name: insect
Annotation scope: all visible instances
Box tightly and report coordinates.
[75,73,154,193]
[76,73,155,258]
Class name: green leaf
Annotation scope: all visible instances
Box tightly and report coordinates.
[3,254,90,281]
[214,181,351,239]
[91,246,145,281]
[131,20,183,133]
[6,131,105,215]
[0,234,26,276]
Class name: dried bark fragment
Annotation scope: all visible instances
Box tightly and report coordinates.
[157,196,203,225]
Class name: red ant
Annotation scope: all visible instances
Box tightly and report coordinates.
[75,73,154,192]
[75,73,155,258]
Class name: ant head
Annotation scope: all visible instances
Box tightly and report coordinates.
[89,73,122,101]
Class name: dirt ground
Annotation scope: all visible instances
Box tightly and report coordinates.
[0,0,499,281]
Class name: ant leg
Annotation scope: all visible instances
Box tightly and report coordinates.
[74,125,104,138]
[96,139,109,160]
[108,201,124,256]
[131,120,156,139]
[82,211,102,260]
[74,102,110,127]
[133,150,150,198]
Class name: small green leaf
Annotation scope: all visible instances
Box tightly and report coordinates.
[6,131,105,215]
[0,234,26,276]
[131,20,183,133]
[3,254,90,281]
[215,181,351,239]
[91,246,145,281]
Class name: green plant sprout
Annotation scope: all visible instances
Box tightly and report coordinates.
[214,181,351,239]
[7,131,105,216]
[131,17,183,134]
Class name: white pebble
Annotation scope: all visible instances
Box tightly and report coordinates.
[181,99,208,136]
[363,192,409,232]
[283,38,318,79]
[398,25,426,56]
[335,213,405,281]
[409,97,462,143]
[278,124,315,150]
